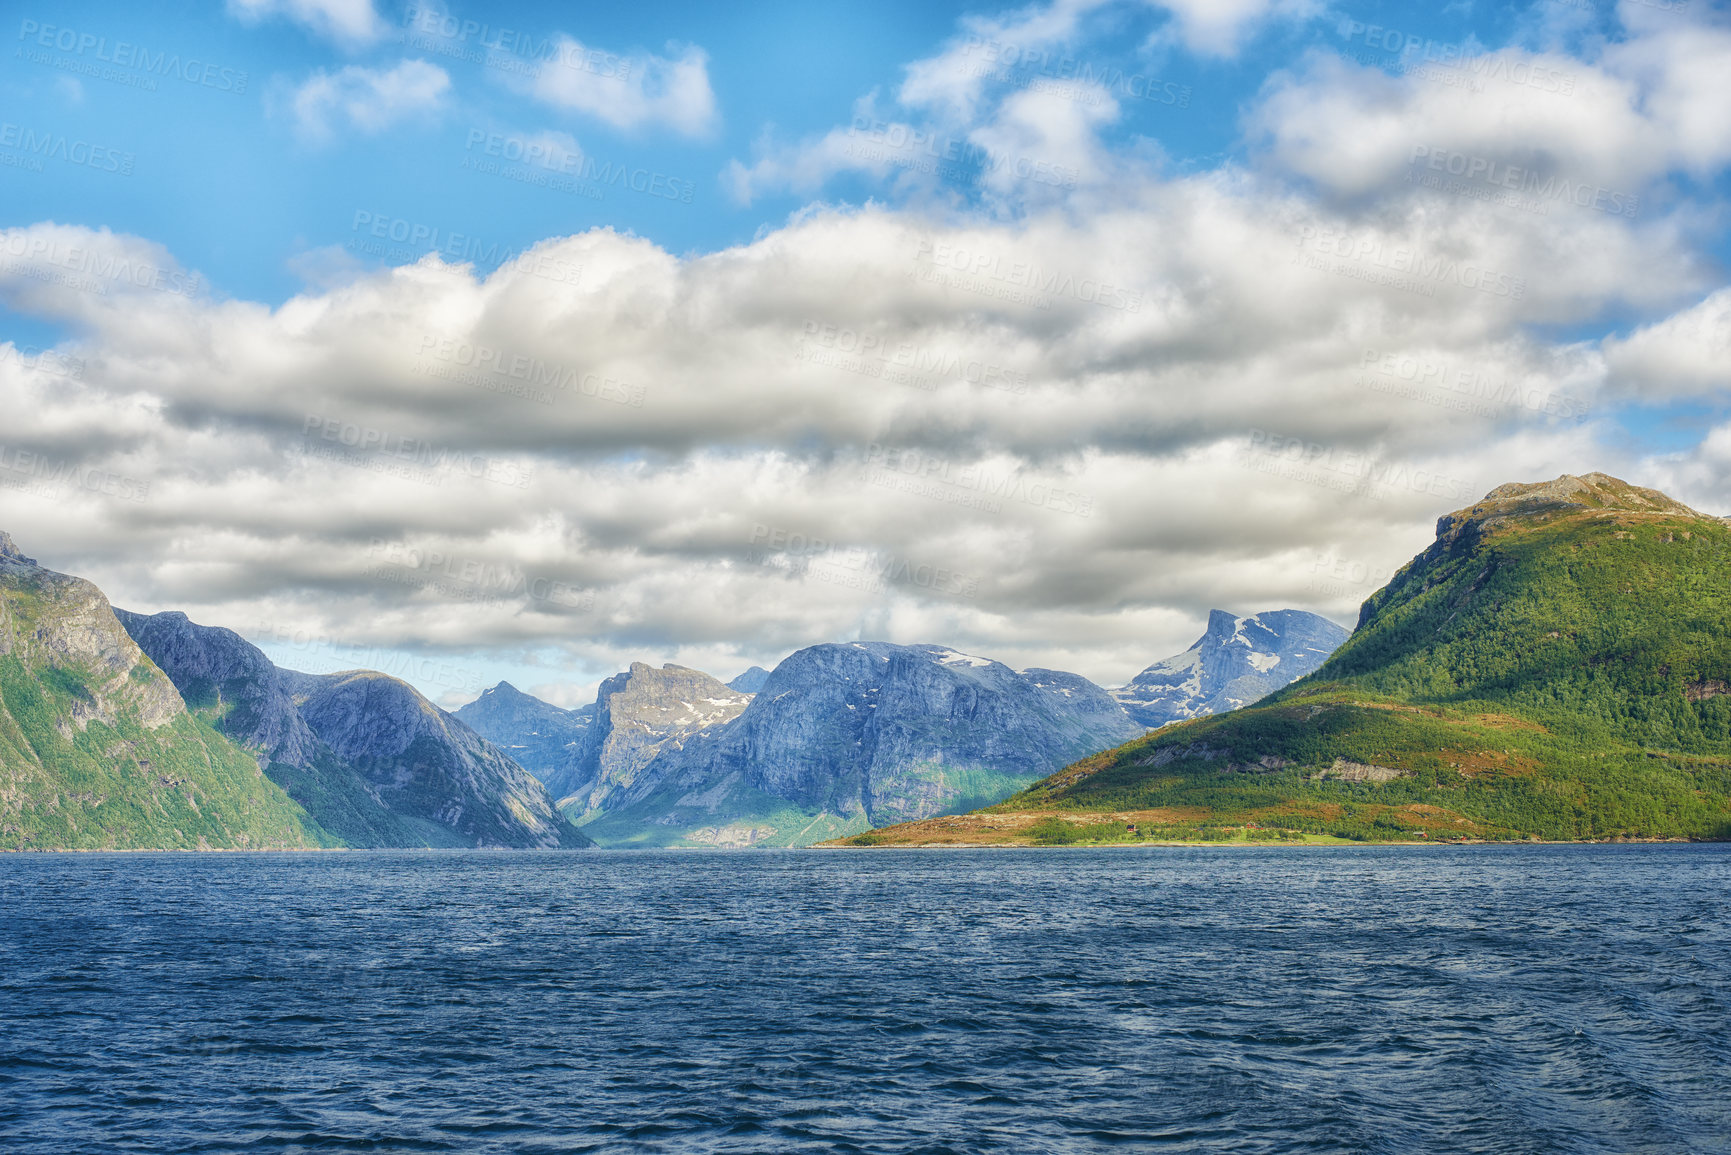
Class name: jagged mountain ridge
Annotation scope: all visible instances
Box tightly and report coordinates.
[546,663,754,819]
[1111,609,1349,730]
[118,609,587,848]
[577,643,1144,846]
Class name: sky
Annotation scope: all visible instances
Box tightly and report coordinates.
[2,0,1729,708]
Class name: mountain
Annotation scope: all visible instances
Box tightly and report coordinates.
[1111,609,1349,729]
[290,670,587,848]
[727,666,771,693]
[454,681,593,783]
[0,535,329,850]
[546,662,753,820]
[119,610,588,848]
[839,474,1731,846]
[579,643,1143,847]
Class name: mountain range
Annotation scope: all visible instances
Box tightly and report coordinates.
[844,473,1731,846]
[0,526,1352,850]
[455,616,1346,847]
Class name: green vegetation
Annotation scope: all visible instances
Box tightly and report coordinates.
[0,565,332,851]
[990,493,1731,844]
[0,651,334,850]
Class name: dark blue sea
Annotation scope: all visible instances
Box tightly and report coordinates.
[1,846,1726,1154]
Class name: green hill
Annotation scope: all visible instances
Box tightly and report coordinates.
[839,474,1731,846]
[0,534,332,851]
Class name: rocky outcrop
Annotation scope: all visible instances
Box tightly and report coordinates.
[1111,609,1348,730]
[3,549,182,731]
[547,663,752,818]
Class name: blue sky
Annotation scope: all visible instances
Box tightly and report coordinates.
[2,0,1729,705]
[9,0,1698,305]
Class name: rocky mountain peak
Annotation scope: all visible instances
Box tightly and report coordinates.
[0,531,38,566]
[1113,609,1349,730]
[727,665,771,693]
[1439,473,1709,547]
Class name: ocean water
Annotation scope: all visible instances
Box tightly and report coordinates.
[0,846,1726,1154]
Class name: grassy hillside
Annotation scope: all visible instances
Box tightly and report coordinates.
[839,475,1731,846]
[0,560,333,850]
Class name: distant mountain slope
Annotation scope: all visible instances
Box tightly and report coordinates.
[726,666,771,693]
[119,610,588,848]
[580,643,1142,847]
[454,681,593,783]
[547,663,753,820]
[294,671,588,848]
[1111,609,1349,730]
[843,474,1731,846]
[0,534,329,850]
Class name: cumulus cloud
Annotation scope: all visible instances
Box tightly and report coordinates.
[289,60,451,143]
[227,0,384,47]
[1603,288,1731,397]
[526,37,717,137]
[5,2,1729,694]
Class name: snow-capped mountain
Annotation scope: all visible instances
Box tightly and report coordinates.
[1111,609,1349,731]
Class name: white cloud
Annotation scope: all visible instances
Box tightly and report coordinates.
[1603,288,1731,397]
[227,0,384,47]
[1150,0,1321,56]
[289,60,451,143]
[527,37,717,137]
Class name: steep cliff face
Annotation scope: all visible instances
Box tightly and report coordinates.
[294,671,588,848]
[547,663,752,818]
[0,537,328,850]
[579,643,1141,846]
[115,610,320,767]
[453,681,593,783]
[119,610,590,849]
[1111,609,1349,730]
